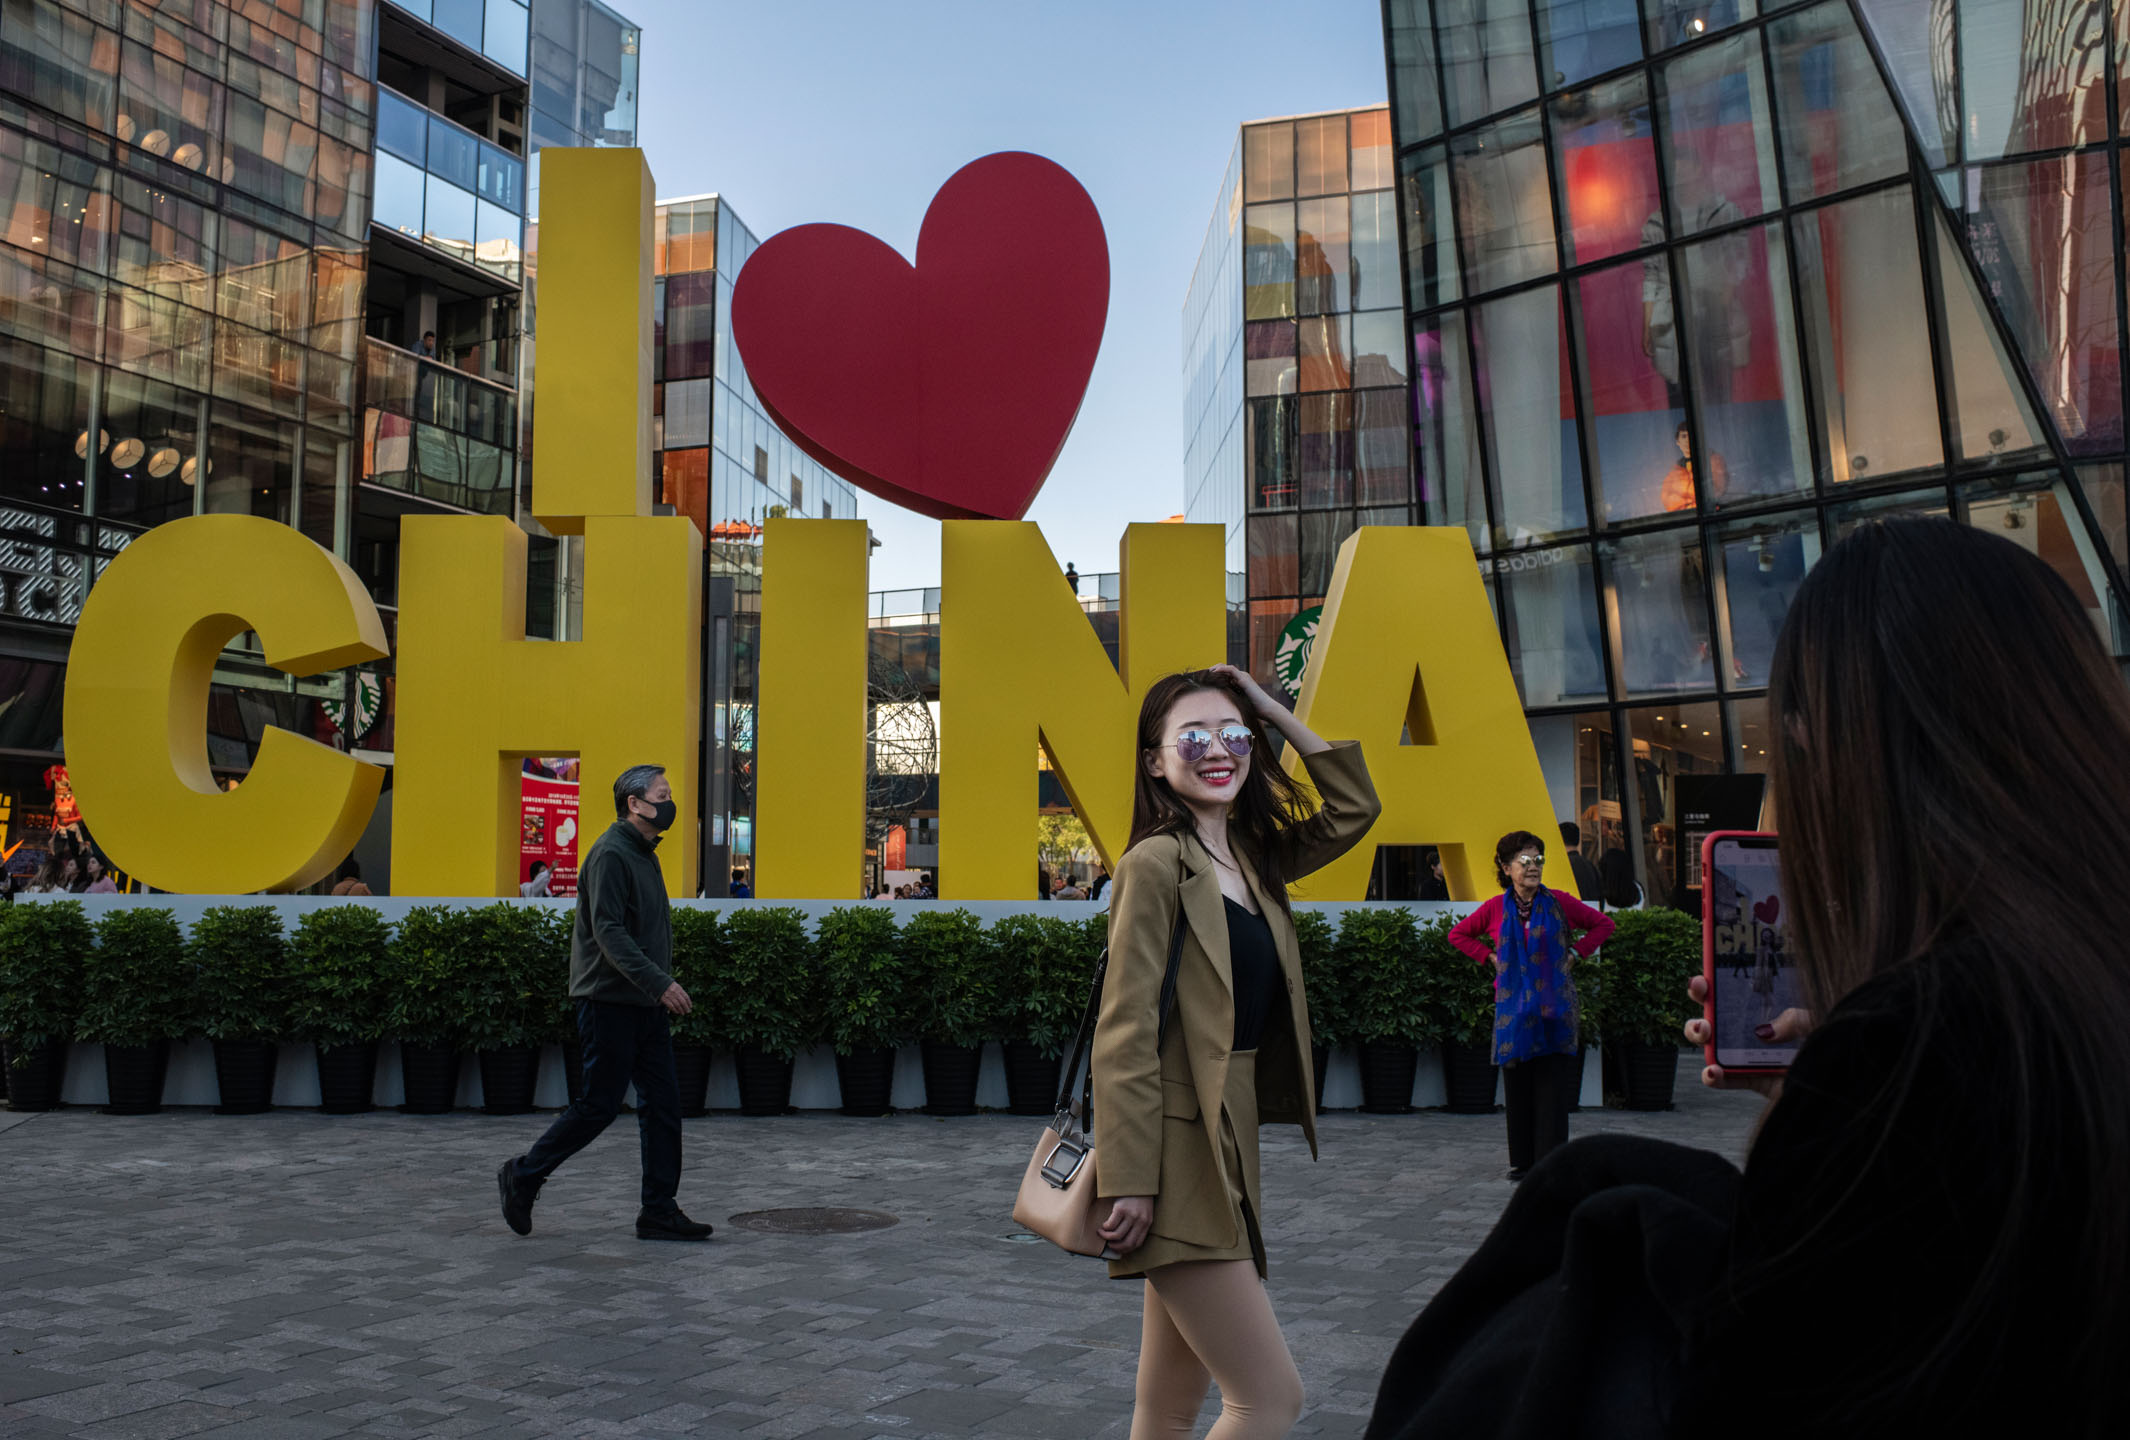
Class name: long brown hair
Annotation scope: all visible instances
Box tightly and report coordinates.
[1768,517,2130,1412]
[1127,670,1309,910]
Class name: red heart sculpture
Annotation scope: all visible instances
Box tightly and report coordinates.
[730,152,1109,521]
[1753,895,1781,925]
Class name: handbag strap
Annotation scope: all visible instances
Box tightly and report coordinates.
[1053,906,1187,1132]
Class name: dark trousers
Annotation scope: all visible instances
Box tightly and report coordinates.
[513,999,682,1213]
[1502,1051,1577,1173]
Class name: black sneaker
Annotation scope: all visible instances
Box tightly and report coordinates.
[635,1207,713,1242]
[498,1160,539,1235]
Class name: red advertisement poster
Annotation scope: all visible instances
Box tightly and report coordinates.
[519,771,580,897]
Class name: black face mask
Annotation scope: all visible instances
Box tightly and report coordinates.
[637,798,677,833]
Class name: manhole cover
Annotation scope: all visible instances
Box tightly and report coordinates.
[728,1208,900,1235]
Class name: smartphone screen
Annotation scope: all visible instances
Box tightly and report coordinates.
[1704,834,1803,1071]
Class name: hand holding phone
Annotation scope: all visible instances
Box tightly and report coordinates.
[1699,832,1805,1078]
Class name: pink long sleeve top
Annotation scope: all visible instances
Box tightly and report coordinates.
[1448,890,1615,968]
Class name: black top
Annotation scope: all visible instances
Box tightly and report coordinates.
[1224,896,1283,1051]
[569,820,674,1006]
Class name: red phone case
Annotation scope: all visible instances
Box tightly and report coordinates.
[1700,830,1791,1075]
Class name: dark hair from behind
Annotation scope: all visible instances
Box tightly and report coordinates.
[1767,517,2130,1416]
[1492,829,1545,889]
[1558,820,1581,847]
[1128,670,1309,912]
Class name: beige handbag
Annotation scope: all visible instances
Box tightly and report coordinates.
[1012,915,1184,1258]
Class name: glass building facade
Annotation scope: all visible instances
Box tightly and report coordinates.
[1287,0,2130,906]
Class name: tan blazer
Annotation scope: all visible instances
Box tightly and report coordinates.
[1091,740,1380,1248]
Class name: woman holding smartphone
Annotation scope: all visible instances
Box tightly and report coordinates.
[1094,664,1379,1440]
[1367,519,2130,1438]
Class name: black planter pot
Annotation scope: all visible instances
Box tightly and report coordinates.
[1622,1042,1681,1111]
[316,1042,377,1114]
[1601,1040,1626,1107]
[1311,1042,1330,1113]
[734,1049,794,1116]
[1002,1040,1061,1116]
[478,1046,541,1115]
[1441,1043,1500,1114]
[103,1041,170,1115]
[2,1038,67,1112]
[400,1042,459,1114]
[211,1039,279,1114]
[561,1036,586,1105]
[1357,1041,1418,1114]
[834,1048,897,1117]
[673,1042,715,1118]
[920,1041,982,1116]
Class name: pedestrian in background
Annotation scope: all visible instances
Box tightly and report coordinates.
[728,867,752,899]
[519,860,551,898]
[498,764,713,1243]
[1558,822,1601,902]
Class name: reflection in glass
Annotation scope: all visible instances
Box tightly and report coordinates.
[376,87,425,164]
[1604,526,1715,695]
[1351,310,1407,388]
[2076,462,2127,573]
[427,115,478,190]
[1501,544,1606,707]
[1961,0,2103,160]
[1536,0,1641,91]
[1727,695,1772,771]
[484,0,529,75]
[1851,0,1955,167]
[1301,510,1355,596]
[1297,393,1352,508]
[1296,197,1349,315]
[1248,599,1299,690]
[1355,388,1410,506]
[1350,108,1395,190]
[1244,203,1296,320]
[1474,285,1586,543]
[1626,703,1726,906]
[1351,189,1400,312]
[1791,188,1941,484]
[1399,143,1461,312]
[423,175,476,257]
[474,197,521,277]
[1660,34,1781,233]
[1296,115,1346,197]
[1549,71,1659,267]
[1959,474,2114,646]
[1413,311,1490,549]
[1677,222,1811,504]
[372,151,424,237]
[1244,123,1294,203]
[1249,396,1295,509]
[478,142,522,211]
[0,335,90,510]
[1529,712,1625,881]
[1248,514,1298,597]
[1645,0,1753,52]
[1931,205,2041,464]
[1767,2,1909,203]
[1572,261,1685,523]
[1439,0,1540,127]
[1245,320,1296,396]
[1826,485,1950,540]
[1715,514,1820,687]
[1450,108,1557,294]
[434,0,484,49]
[1298,314,1351,392]
[1387,0,1444,142]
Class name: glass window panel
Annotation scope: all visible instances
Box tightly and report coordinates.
[1297,393,1353,508]
[1247,514,1298,597]
[1387,0,1444,142]
[662,198,715,273]
[1851,0,1954,169]
[1248,599,1300,690]
[433,0,483,51]
[474,197,521,278]
[1351,189,1401,312]
[1960,473,2115,645]
[1351,310,1407,388]
[478,142,522,211]
[1350,109,1394,191]
[1298,314,1351,392]
[1475,285,1587,542]
[1243,123,1294,203]
[1355,388,1411,507]
[1295,196,1349,315]
[1450,108,1557,294]
[104,281,210,391]
[1244,202,1296,320]
[1714,513,1821,688]
[118,39,222,181]
[1768,2,1909,203]
[1930,204,2041,464]
[2077,462,2127,574]
[1301,511,1355,595]
[1572,259,1686,523]
[1529,712,1627,879]
[1536,0,1641,90]
[664,377,710,449]
[1660,34,1781,234]
[1501,544,1607,706]
[1790,188,1942,485]
[1645,0,1754,52]
[1296,115,1346,197]
[1413,310,1491,549]
[1827,484,1950,538]
[423,175,475,259]
[1438,0,1540,127]
[1604,526,1715,695]
[96,368,200,527]
[484,0,528,75]
[1677,222,1811,504]
[1961,0,2103,161]
[1398,143,1461,312]
[1726,696,1772,771]
[1961,154,2121,456]
[375,87,425,164]
[0,336,89,510]
[426,114,478,191]
[1249,395,1296,509]
[1549,72,1659,269]
[1245,319,1297,397]
[664,271,715,380]
[203,401,297,524]
[217,216,308,336]
[0,0,118,137]
[1625,702,1726,905]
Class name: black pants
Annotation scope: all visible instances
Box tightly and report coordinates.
[1502,1052,1577,1173]
[512,999,683,1213]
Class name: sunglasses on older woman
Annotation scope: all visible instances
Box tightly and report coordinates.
[1161,725,1254,765]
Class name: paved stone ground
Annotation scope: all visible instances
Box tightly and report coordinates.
[0,1056,1760,1440]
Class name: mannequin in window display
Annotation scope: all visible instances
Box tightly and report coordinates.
[1641,147,1751,428]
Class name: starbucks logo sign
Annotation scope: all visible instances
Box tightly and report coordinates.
[1272,606,1322,696]
[324,671,384,742]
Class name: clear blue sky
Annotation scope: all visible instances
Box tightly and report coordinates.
[628,1,1390,591]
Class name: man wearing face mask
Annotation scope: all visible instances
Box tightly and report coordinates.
[498,764,712,1242]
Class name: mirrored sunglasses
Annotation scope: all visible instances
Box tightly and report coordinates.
[1170,725,1253,765]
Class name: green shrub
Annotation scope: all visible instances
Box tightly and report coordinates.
[1590,908,1699,1046]
[190,906,291,1043]
[814,906,910,1054]
[0,900,91,1053]
[386,904,470,1049]
[987,913,1047,1046]
[287,905,392,1049]
[668,906,723,1049]
[531,905,573,1042]
[76,909,190,1048]
[1417,911,1494,1049]
[461,904,559,1051]
[906,908,999,1048]
[719,906,814,1058]
[998,914,1104,1058]
[1337,907,1434,1048]
[1293,908,1343,1050]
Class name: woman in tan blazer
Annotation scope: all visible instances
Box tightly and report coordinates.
[1093,664,1380,1439]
